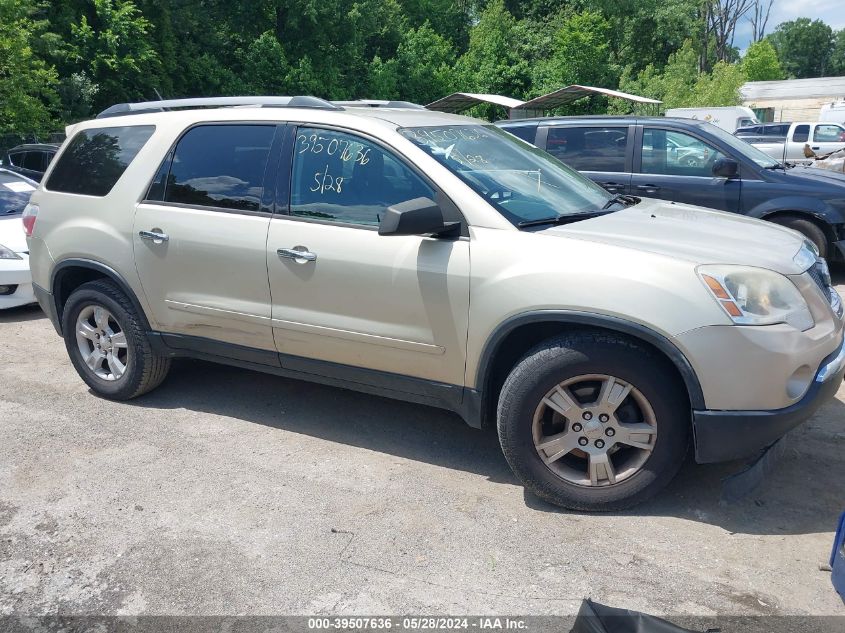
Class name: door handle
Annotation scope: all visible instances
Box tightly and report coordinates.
[139,229,169,243]
[811,146,820,150]
[601,182,624,192]
[277,246,317,263]
[636,184,661,193]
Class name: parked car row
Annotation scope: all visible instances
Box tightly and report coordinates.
[497,116,845,260]
[735,121,845,164]
[17,96,844,512]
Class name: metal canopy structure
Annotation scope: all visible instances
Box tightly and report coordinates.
[515,85,661,111]
[425,92,526,114]
[425,87,661,119]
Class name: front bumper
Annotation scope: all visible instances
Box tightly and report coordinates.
[0,254,36,309]
[693,337,845,463]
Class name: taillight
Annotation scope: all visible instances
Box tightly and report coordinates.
[22,203,38,237]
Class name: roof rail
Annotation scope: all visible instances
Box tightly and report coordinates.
[96,96,341,119]
[332,100,426,110]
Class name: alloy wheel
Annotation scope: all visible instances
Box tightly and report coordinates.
[75,305,130,381]
[532,374,657,487]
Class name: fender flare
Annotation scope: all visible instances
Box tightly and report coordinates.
[474,310,706,410]
[746,196,845,227]
[50,258,152,335]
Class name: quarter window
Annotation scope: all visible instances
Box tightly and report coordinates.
[46,125,155,196]
[545,126,628,172]
[22,152,44,171]
[290,128,434,226]
[164,125,276,212]
[641,129,726,177]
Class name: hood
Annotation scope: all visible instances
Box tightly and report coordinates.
[777,164,845,188]
[0,216,28,253]
[540,199,807,274]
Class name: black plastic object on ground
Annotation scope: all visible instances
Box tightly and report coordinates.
[569,599,701,633]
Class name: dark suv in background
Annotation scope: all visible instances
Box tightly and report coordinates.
[3,143,59,182]
[497,116,845,261]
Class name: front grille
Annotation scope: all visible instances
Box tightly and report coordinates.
[807,259,843,317]
[808,260,830,294]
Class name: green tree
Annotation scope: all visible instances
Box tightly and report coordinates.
[534,10,612,93]
[768,18,835,78]
[394,23,457,104]
[831,29,845,76]
[238,31,290,95]
[454,0,531,99]
[65,0,160,110]
[0,0,59,135]
[741,39,784,81]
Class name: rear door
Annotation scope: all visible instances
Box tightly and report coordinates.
[786,124,811,162]
[133,123,282,354]
[632,126,741,212]
[537,124,633,194]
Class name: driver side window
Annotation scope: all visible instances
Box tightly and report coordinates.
[641,129,726,177]
[290,128,434,226]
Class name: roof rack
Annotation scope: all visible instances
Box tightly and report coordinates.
[332,100,426,110]
[96,96,341,119]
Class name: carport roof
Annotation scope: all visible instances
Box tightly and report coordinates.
[515,85,662,110]
[425,92,525,113]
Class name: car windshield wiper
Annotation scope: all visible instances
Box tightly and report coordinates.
[601,194,640,210]
[517,210,611,229]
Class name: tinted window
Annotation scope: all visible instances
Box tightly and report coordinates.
[814,124,845,142]
[47,126,155,196]
[290,128,434,226]
[7,152,23,167]
[22,152,43,171]
[641,129,726,177]
[502,124,538,144]
[164,125,275,212]
[792,125,810,143]
[545,126,628,172]
[0,173,35,216]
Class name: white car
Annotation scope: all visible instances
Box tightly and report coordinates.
[0,168,37,308]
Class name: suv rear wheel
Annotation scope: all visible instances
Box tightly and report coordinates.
[497,333,689,511]
[62,279,171,399]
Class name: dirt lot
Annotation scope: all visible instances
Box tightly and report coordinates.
[1,272,844,623]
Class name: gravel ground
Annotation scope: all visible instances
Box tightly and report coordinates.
[0,272,843,622]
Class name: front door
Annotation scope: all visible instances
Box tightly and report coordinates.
[266,126,470,388]
[133,123,281,352]
[632,127,741,213]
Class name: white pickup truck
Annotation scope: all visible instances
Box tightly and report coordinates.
[735,121,845,164]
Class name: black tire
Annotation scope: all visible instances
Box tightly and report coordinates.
[770,214,828,259]
[62,279,171,400]
[497,332,689,511]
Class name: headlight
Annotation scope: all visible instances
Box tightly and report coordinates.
[0,244,22,260]
[698,265,814,330]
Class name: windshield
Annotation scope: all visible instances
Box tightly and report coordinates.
[706,124,780,168]
[400,125,612,225]
[0,172,35,216]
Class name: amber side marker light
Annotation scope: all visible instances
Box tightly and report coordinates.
[701,273,743,318]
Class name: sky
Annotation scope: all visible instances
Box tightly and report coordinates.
[733,0,845,51]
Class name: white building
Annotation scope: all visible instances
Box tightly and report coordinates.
[741,76,845,122]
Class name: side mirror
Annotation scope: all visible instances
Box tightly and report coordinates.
[712,157,739,178]
[378,197,459,237]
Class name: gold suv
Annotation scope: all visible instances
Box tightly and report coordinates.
[24,97,845,510]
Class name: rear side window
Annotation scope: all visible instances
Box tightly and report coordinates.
[502,124,538,144]
[163,125,276,212]
[792,125,810,143]
[545,126,628,172]
[22,152,43,171]
[47,126,155,196]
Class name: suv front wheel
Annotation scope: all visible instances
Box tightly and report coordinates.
[62,279,171,400]
[497,333,689,511]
